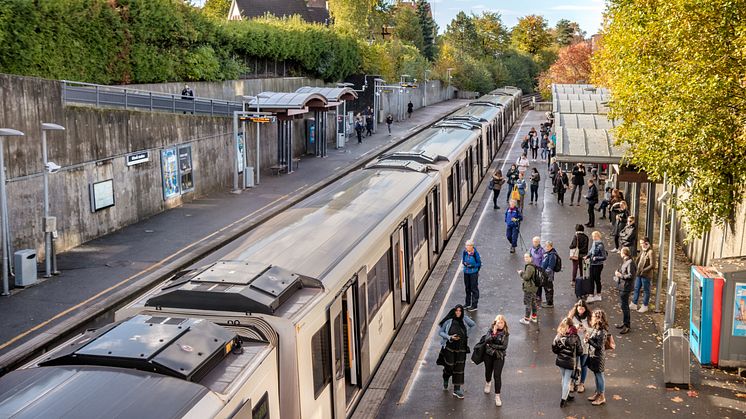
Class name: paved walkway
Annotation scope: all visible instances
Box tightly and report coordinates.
[0,99,470,369]
[373,111,746,418]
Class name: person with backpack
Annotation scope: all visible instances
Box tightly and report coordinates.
[518,253,541,324]
[569,224,590,282]
[504,200,523,254]
[614,247,636,334]
[482,315,509,407]
[354,115,364,144]
[552,317,582,407]
[505,164,519,203]
[437,305,475,398]
[386,113,394,135]
[462,239,482,311]
[490,169,506,210]
[570,163,586,206]
[529,167,541,205]
[530,237,545,303]
[569,300,591,394]
[586,309,610,406]
[540,241,560,308]
[585,231,607,302]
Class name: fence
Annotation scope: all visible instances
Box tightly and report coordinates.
[61,81,243,116]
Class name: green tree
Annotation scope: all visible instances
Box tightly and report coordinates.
[393,5,423,50]
[444,11,479,56]
[593,0,746,239]
[510,14,551,55]
[416,0,437,61]
[472,11,509,57]
[202,0,230,20]
[554,19,585,46]
[328,0,376,38]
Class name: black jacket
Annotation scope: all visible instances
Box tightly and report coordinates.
[618,258,636,293]
[570,232,590,256]
[485,330,509,359]
[619,223,638,250]
[552,332,581,369]
[571,166,586,185]
[586,184,599,204]
[554,172,569,192]
[587,328,607,372]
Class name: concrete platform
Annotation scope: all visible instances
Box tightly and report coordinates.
[363,111,746,418]
[0,99,470,371]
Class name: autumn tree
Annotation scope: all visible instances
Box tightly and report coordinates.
[554,19,585,46]
[328,0,376,37]
[393,5,424,50]
[593,0,746,239]
[473,11,509,57]
[538,41,591,98]
[202,0,231,20]
[510,15,552,55]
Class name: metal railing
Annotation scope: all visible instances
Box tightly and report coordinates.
[61,80,243,117]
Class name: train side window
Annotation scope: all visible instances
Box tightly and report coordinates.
[311,323,332,399]
[252,392,270,419]
[367,250,392,317]
[412,208,427,254]
[447,175,453,203]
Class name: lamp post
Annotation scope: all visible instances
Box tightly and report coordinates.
[0,128,25,296]
[41,123,65,278]
[242,94,272,186]
[423,70,431,107]
[446,68,454,100]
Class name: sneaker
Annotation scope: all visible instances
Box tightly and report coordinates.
[453,388,464,399]
[467,306,478,312]
[484,382,491,394]
[530,315,538,323]
[519,317,530,325]
[595,295,602,302]
[620,326,630,334]
[495,394,502,407]
[542,303,554,308]
[629,303,638,310]
[464,305,472,310]
[510,247,516,254]
[638,305,649,313]
[610,248,619,253]
[577,383,585,393]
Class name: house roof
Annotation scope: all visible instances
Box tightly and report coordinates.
[233,0,330,24]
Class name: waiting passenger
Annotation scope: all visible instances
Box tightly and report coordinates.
[461,239,482,311]
[518,253,539,324]
[437,305,475,399]
[504,200,523,254]
[482,315,510,407]
[505,164,519,203]
[552,317,582,408]
[490,169,506,209]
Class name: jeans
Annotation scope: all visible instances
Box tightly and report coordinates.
[633,276,651,306]
[387,123,392,134]
[492,188,501,208]
[530,184,539,202]
[594,371,606,393]
[484,356,505,393]
[464,272,479,308]
[598,200,609,217]
[541,148,548,160]
[572,259,584,281]
[577,354,588,383]
[587,203,596,226]
[560,367,573,400]
[620,291,631,327]
[571,184,584,203]
[537,270,554,305]
[531,148,538,159]
[506,224,520,248]
[589,264,603,294]
[524,292,537,318]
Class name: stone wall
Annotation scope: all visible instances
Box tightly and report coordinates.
[126,77,331,102]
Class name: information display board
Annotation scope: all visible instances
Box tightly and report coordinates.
[90,179,115,212]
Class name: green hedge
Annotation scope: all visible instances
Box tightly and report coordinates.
[0,0,361,84]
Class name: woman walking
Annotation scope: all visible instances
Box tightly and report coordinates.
[506,164,519,203]
[585,231,607,302]
[515,172,527,209]
[529,168,541,205]
[554,167,569,205]
[491,169,506,209]
[552,317,582,407]
[586,309,609,406]
[569,300,591,394]
[614,247,636,334]
[483,315,509,407]
[437,304,475,398]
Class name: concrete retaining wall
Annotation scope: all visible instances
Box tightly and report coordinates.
[378,80,456,122]
[126,78,331,102]
[0,73,335,257]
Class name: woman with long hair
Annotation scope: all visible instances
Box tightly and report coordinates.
[586,309,609,406]
[569,300,591,393]
[552,317,582,407]
[483,314,510,407]
[437,304,475,399]
[491,169,506,209]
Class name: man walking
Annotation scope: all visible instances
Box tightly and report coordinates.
[462,239,482,311]
[540,241,559,308]
[407,101,414,118]
[570,163,586,206]
[630,237,655,313]
[505,200,523,254]
[386,113,393,135]
[365,110,374,137]
[585,179,599,227]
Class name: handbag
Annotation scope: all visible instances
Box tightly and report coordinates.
[436,347,446,366]
[570,233,580,260]
[510,185,521,201]
[488,179,495,190]
[471,335,487,365]
[587,355,601,373]
[605,334,616,351]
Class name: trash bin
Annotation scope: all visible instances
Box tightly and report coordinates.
[14,249,37,287]
[244,167,255,188]
[663,328,690,388]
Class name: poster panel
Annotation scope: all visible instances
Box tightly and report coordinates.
[161,148,180,199]
[733,283,746,337]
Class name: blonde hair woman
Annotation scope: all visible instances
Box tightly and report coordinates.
[584,231,607,302]
[483,314,510,407]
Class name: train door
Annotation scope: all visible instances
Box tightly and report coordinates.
[466,150,474,195]
[477,136,484,176]
[391,221,411,327]
[446,171,455,231]
[454,162,463,216]
[329,274,367,418]
[459,160,468,213]
[427,187,440,259]
[486,126,493,160]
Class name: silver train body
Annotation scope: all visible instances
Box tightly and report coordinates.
[0,88,522,419]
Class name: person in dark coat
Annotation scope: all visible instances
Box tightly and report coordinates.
[614,247,636,334]
[618,215,638,255]
[354,115,364,144]
[490,169,506,209]
[609,200,629,251]
[437,305,475,398]
[552,317,582,407]
[504,200,523,253]
[586,309,609,406]
[585,231,607,302]
[570,163,586,206]
[519,253,539,324]
[540,241,558,308]
[365,112,374,137]
[529,168,541,205]
[407,101,414,118]
[483,314,510,407]
[585,179,599,227]
[570,224,590,282]
[462,239,482,311]
[569,300,591,394]
[385,113,394,135]
[554,167,569,205]
[505,164,519,203]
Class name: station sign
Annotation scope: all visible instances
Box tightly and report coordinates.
[240,114,276,123]
[126,151,150,166]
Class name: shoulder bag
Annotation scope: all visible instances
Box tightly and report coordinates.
[569,233,580,260]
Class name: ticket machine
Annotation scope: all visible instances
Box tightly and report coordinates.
[689,266,724,365]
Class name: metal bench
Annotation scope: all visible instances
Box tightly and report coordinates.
[269,164,287,176]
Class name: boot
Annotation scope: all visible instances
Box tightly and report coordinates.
[484,381,491,394]
[495,394,502,407]
[577,383,585,393]
[587,392,599,401]
[592,393,606,405]
[443,378,449,391]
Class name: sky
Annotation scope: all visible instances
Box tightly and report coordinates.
[430,0,606,35]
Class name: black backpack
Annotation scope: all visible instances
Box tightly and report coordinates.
[532,264,548,288]
[553,252,563,272]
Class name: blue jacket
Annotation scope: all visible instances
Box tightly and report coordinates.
[515,178,527,195]
[438,316,476,347]
[588,240,607,266]
[505,207,523,227]
[542,248,558,272]
[462,249,482,274]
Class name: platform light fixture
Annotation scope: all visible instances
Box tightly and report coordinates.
[0,128,25,295]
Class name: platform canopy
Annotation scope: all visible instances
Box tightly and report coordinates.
[245,92,328,116]
[294,86,358,107]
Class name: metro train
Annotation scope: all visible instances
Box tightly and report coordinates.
[0,87,522,419]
